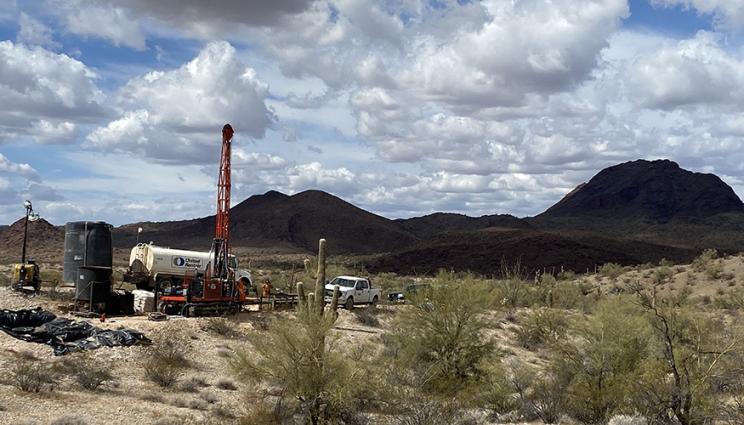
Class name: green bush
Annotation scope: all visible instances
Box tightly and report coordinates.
[390,278,495,397]
[552,297,652,423]
[513,309,568,351]
[599,263,625,279]
[692,249,723,279]
[143,333,190,387]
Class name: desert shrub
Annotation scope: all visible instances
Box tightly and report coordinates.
[373,272,408,294]
[396,397,461,425]
[61,353,116,390]
[354,306,380,327]
[231,296,366,424]
[240,399,293,425]
[211,404,235,419]
[494,262,530,309]
[513,309,568,351]
[652,266,673,285]
[486,360,565,423]
[630,289,743,424]
[557,269,577,281]
[201,317,238,338]
[599,263,624,279]
[714,289,744,310]
[200,392,219,404]
[481,362,519,416]
[552,297,652,423]
[143,332,190,387]
[390,278,495,397]
[178,376,209,393]
[216,379,237,390]
[141,393,165,403]
[188,399,208,410]
[692,248,722,279]
[550,281,588,310]
[50,417,87,425]
[539,272,557,287]
[2,351,59,392]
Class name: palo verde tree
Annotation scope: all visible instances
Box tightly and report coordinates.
[231,239,355,425]
[388,273,496,398]
[632,284,742,425]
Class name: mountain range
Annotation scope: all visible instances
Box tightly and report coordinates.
[2,159,743,275]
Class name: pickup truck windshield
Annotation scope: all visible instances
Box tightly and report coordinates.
[330,278,357,288]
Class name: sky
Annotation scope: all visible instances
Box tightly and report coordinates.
[1,0,744,226]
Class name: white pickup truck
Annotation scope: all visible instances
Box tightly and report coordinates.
[324,276,381,310]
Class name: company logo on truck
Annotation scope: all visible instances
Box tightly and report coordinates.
[172,256,203,268]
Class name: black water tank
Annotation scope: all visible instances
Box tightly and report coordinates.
[63,221,113,302]
[75,266,112,303]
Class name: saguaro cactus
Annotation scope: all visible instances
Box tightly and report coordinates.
[296,281,306,312]
[314,239,327,314]
[330,285,340,315]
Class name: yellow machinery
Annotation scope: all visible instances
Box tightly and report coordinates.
[11,261,40,292]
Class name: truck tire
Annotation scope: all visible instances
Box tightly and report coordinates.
[370,296,379,308]
[345,297,354,310]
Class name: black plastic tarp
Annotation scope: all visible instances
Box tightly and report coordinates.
[0,308,149,355]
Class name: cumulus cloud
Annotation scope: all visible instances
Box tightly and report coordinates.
[0,41,104,144]
[0,154,62,210]
[86,41,275,163]
[47,0,315,47]
[652,0,744,33]
[51,0,146,50]
[625,31,744,109]
[17,12,60,49]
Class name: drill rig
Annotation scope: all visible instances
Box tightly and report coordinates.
[156,124,247,316]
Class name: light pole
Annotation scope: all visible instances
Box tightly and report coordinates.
[20,200,40,264]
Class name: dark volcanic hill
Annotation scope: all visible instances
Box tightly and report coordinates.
[530,159,744,251]
[538,159,744,223]
[114,190,419,254]
[0,218,64,262]
[368,227,697,276]
[396,212,531,238]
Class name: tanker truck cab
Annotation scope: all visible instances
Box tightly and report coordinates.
[228,255,252,290]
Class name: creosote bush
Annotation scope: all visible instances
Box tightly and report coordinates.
[513,308,568,351]
[201,317,239,338]
[143,331,190,387]
[2,351,59,392]
[354,306,380,327]
[61,353,116,390]
[599,263,625,279]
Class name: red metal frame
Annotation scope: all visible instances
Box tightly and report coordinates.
[216,124,232,246]
[156,124,247,313]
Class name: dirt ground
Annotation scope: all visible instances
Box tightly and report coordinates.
[0,282,402,425]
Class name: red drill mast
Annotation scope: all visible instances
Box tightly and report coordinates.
[155,124,247,316]
[212,124,233,279]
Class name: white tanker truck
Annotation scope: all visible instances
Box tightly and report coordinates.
[124,243,252,291]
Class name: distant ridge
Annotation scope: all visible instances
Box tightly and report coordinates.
[538,159,744,222]
[396,212,530,238]
[113,190,419,254]
[0,218,63,262]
